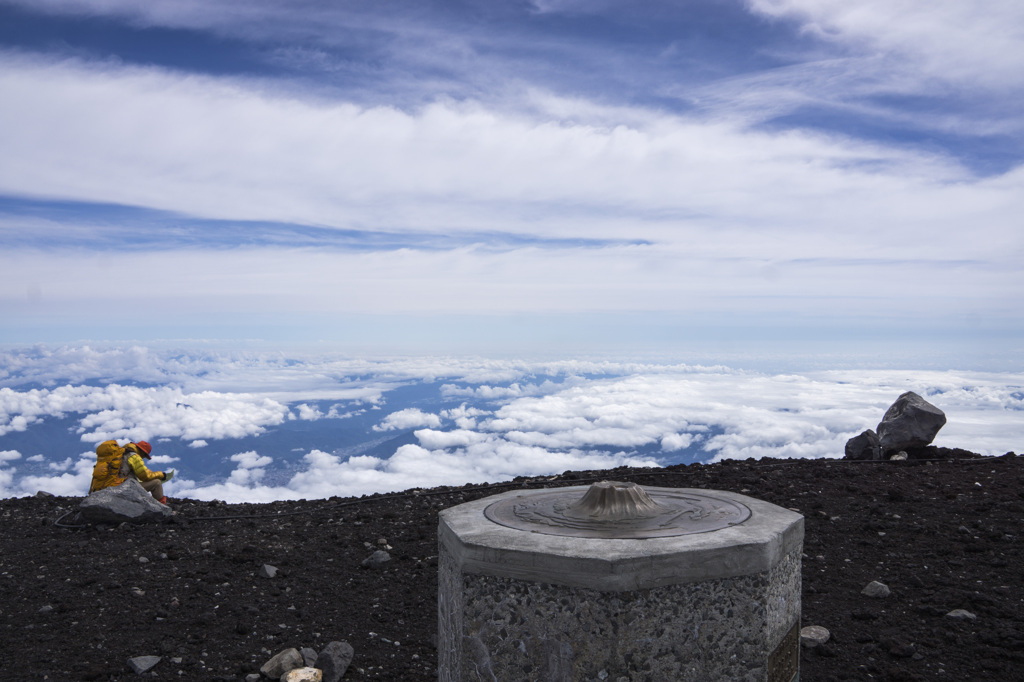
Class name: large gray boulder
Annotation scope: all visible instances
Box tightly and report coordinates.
[844,428,881,460]
[79,478,171,524]
[876,391,946,454]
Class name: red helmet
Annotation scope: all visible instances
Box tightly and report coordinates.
[135,441,152,458]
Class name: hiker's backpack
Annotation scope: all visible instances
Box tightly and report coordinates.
[88,440,132,493]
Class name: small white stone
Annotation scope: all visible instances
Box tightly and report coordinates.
[281,668,322,682]
[800,625,831,648]
[946,609,977,620]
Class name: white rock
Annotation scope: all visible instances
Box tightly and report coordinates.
[800,625,831,648]
[127,656,161,674]
[946,609,977,620]
[282,667,323,682]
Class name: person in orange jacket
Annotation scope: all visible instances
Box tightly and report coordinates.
[89,440,174,505]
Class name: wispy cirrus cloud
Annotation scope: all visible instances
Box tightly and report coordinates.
[0,1,1021,353]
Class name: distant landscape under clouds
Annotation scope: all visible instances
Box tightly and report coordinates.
[1,346,1020,503]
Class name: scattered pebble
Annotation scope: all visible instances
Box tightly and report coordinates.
[946,609,977,621]
[801,625,831,648]
[861,581,891,598]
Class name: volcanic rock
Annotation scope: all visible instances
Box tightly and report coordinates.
[261,648,304,679]
[78,478,171,524]
[862,580,891,598]
[877,391,946,454]
[319,641,355,682]
[361,550,391,568]
[947,609,978,621]
[126,655,161,674]
[844,429,881,460]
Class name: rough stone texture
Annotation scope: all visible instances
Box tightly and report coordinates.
[441,546,801,682]
[300,647,318,667]
[439,487,803,682]
[844,429,881,460]
[319,641,355,682]
[126,655,161,674]
[862,581,891,598]
[946,609,977,621]
[78,478,171,524]
[261,648,304,679]
[439,486,803,591]
[361,550,391,568]
[876,391,946,454]
[282,668,323,682]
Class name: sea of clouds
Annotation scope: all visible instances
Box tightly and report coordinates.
[0,346,1021,502]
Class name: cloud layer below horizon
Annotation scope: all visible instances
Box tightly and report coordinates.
[1,347,1020,502]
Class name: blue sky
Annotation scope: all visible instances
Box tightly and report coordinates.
[1,0,1022,364]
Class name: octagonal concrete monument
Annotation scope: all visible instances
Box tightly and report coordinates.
[438,481,803,682]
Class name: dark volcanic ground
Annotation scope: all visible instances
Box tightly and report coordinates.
[2,447,1022,681]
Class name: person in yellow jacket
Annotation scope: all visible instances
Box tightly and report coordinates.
[89,440,174,505]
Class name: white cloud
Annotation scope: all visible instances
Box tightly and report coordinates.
[747,0,1024,91]
[230,451,273,469]
[48,457,73,471]
[188,440,208,448]
[413,428,490,450]
[373,408,442,432]
[431,369,1024,465]
[26,454,44,462]
[661,433,696,452]
[1,46,1020,341]
[0,466,15,497]
[2,351,1023,502]
[224,451,271,487]
[13,454,95,497]
[441,403,490,429]
[1,52,1020,249]
[294,403,323,420]
[0,383,290,442]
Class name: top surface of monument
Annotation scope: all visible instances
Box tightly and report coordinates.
[439,482,804,590]
[483,480,751,539]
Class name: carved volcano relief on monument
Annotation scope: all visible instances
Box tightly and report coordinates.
[483,480,752,538]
